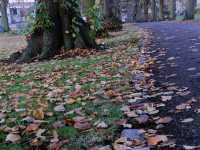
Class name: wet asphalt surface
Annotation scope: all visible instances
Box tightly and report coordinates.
[138,22,200,149]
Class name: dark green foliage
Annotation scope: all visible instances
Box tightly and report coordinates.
[32,2,53,32]
[85,4,103,38]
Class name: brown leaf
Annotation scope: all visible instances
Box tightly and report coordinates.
[6,133,21,143]
[156,117,173,124]
[66,98,77,105]
[50,140,69,150]
[74,121,91,131]
[64,118,75,126]
[25,124,40,132]
[30,138,42,146]
[47,88,65,98]
[33,108,44,120]
[147,135,168,146]
[106,90,120,98]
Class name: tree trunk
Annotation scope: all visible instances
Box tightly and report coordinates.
[103,0,112,18]
[151,0,157,21]
[144,0,149,21]
[135,0,142,21]
[0,0,9,32]
[185,0,196,19]
[10,0,96,63]
[39,0,63,59]
[169,0,176,20]
[159,0,164,20]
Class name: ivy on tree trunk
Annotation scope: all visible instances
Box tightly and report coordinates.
[10,0,96,63]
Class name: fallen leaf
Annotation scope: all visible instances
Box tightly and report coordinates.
[54,105,65,112]
[176,103,188,110]
[6,133,21,143]
[36,129,46,140]
[64,118,75,126]
[50,140,69,150]
[106,90,120,98]
[181,118,194,123]
[33,108,44,120]
[25,124,40,132]
[161,96,172,102]
[47,88,65,98]
[74,121,91,131]
[96,121,108,129]
[156,117,173,124]
[183,145,200,150]
[147,135,168,146]
[66,98,77,104]
[73,116,91,131]
[50,130,59,143]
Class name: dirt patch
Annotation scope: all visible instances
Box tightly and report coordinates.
[0,33,27,59]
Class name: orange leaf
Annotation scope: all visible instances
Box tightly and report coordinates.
[33,108,45,120]
[66,98,77,105]
[147,135,168,146]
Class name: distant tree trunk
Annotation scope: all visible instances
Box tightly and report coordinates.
[151,0,157,21]
[0,0,9,32]
[144,0,150,21]
[10,0,96,63]
[185,0,197,19]
[169,0,176,20]
[103,0,112,18]
[135,0,142,21]
[159,0,164,20]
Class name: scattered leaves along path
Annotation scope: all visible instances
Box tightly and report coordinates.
[138,21,200,150]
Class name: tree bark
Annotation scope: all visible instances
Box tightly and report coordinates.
[39,0,63,59]
[185,0,196,19]
[144,0,150,21]
[135,0,142,21]
[0,0,9,32]
[151,0,157,21]
[169,0,176,20]
[159,0,164,20]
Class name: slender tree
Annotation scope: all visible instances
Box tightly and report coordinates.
[185,0,197,19]
[143,0,150,21]
[159,0,164,20]
[169,0,176,20]
[151,0,157,21]
[0,0,9,32]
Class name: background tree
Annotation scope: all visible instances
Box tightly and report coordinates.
[0,0,9,32]
[143,0,150,21]
[159,0,164,20]
[185,0,197,19]
[151,0,157,21]
[169,0,176,19]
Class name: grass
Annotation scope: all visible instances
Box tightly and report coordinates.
[0,24,140,149]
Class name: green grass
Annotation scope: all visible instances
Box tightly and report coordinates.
[57,127,78,139]
[0,24,140,149]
